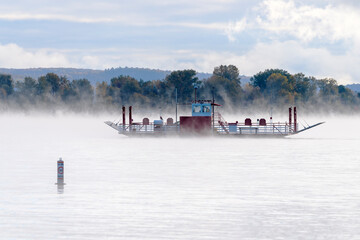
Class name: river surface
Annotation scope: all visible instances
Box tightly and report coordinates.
[0,114,359,239]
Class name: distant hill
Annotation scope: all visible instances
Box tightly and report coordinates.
[346,84,360,92]
[0,67,213,85]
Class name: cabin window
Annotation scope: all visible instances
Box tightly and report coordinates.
[193,105,202,113]
[203,106,210,112]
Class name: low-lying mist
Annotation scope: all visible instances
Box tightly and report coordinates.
[0,113,359,141]
[1,67,360,117]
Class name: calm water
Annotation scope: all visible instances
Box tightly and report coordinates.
[0,114,360,239]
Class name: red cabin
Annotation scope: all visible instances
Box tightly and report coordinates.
[180,116,211,134]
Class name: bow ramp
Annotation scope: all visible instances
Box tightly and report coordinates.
[104,121,119,131]
[294,122,325,134]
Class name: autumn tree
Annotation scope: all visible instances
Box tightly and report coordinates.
[71,79,94,102]
[293,74,317,103]
[251,69,292,92]
[15,77,37,104]
[0,74,14,99]
[317,78,339,103]
[109,75,142,104]
[201,65,243,105]
[95,81,113,105]
[165,69,198,103]
[338,85,356,104]
[213,65,241,84]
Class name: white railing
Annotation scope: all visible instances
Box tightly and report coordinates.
[117,123,179,134]
[112,122,297,136]
[215,123,298,135]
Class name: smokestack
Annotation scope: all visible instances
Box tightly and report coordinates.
[294,106,297,133]
[122,106,126,126]
[289,107,292,131]
[129,106,133,125]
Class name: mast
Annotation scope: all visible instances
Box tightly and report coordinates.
[194,86,198,102]
[175,88,178,123]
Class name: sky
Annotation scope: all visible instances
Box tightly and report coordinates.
[0,0,360,83]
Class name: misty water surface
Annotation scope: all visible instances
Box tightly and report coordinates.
[0,114,359,239]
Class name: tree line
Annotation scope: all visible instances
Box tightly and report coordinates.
[0,65,359,113]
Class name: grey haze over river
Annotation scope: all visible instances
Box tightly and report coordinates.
[0,114,359,239]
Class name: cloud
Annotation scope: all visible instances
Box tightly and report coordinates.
[1,0,360,85]
[81,55,101,69]
[0,43,71,68]
[256,0,360,43]
[1,41,360,84]
[217,40,359,84]
[225,18,248,42]
[0,12,234,34]
[0,13,115,23]
[1,0,359,43]
[0,0,238,18]
[112,41,357,84]
[92,42,360,84]
[0,0,238,26]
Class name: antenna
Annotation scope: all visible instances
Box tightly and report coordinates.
[193,83,198,102]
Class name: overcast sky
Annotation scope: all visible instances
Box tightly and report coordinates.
[0,0,360,83]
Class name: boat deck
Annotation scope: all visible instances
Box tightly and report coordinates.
[105,121,297,137]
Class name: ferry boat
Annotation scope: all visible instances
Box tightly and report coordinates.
[105,98,324,137]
